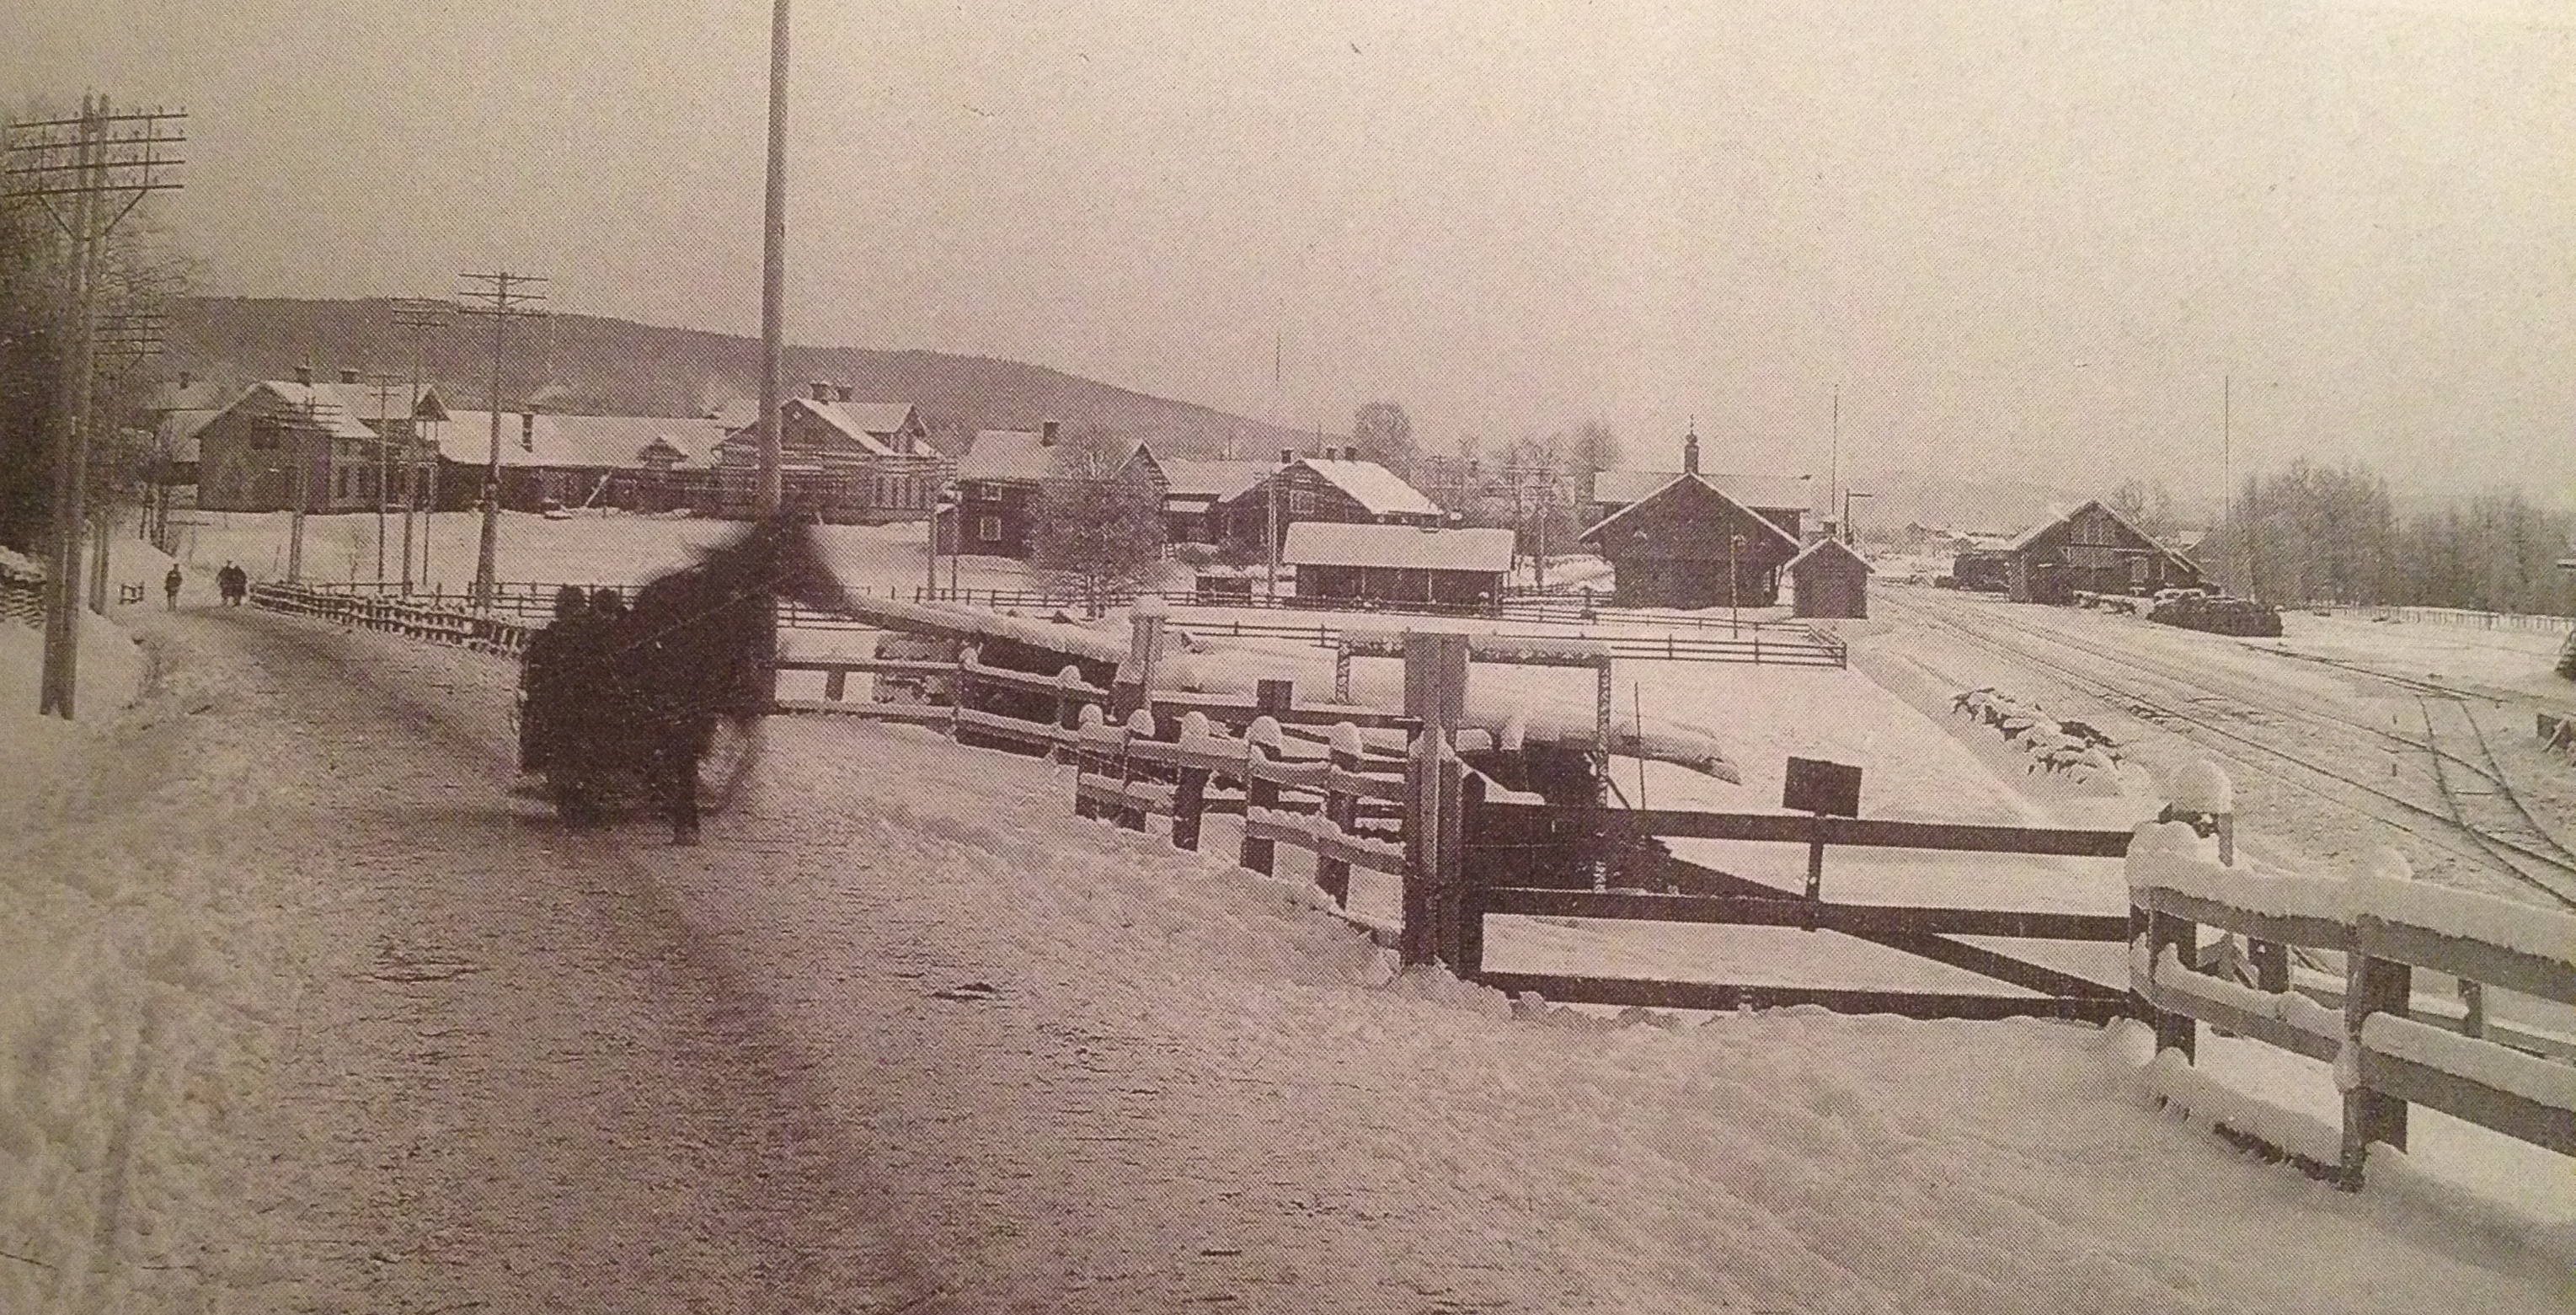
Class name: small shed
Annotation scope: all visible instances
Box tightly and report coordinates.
[1282,522,1514,610]
[1787,537,1873,618]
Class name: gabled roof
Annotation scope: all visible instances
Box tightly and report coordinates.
[1160,458,1272,502]
[2003,500,2199,574]
[1595,468,1814,513]
[152,379,231,412]
[1785,537,1875,575]
[421,412,733,469]
[957,430,1052,482]
[1283,522,1515,574]
[236,381,387,441]
[1297,458,1440,517]
[1576,473,1804,553]
[156,408,224,463]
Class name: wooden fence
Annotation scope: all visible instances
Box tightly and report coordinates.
[250,583,534,655]
[2126,815,2576,1189]
[1456,797,2138,1022]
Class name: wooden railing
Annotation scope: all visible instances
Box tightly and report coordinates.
[250,582,533,656]
[2126,817,2576,1189]
[1458,798,2139,1022]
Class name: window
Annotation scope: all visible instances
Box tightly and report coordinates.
[2130,557,2149,585]
[978,515,1002,543]
[1289,489,1316,517]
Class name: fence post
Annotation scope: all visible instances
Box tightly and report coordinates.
[1055,664,1088,763]
[1317,721,1360,905]
[1441,758,1480,974]
[1401,725,1441,967]
[1117,708,1153,831]
[2340,942,2413,1189]
[1240,716,1281,875]
[1172,711,1210,852]
[1333,644,1352,703]
[1072,703,1107,820]
[823,666,848,702]
[2149,905,2199,1061]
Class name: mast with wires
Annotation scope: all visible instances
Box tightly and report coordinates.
[6,94,186,719]
[391,297,446,591]
[456,271,548,611]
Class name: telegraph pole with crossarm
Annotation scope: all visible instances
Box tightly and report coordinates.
[6,94,186,719]
[390,297,446,591]
[455,272,548,611]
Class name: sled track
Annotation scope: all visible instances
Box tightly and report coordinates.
[1883,593,2576,910]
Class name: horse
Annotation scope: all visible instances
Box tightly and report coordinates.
[553,517,848,844]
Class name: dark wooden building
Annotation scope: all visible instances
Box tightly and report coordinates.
[1282,522,1514,609]
[1787,537,1873,618]
[1585,431,1810,545]
[943,425,1173,558]
[2003,500,2205,604]
[1227,451,1446,553]
[195,374,411,513]
[1576,438,1804,609]
[709,387,945,522]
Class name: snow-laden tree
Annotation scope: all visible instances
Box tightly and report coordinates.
[1032,426,1167,617]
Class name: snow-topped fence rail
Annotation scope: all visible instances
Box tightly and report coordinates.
[2126,814,2576,1190]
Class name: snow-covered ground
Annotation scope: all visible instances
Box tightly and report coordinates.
[4,597,2571,1311]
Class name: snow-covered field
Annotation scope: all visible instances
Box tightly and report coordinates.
[7,524,2573,1310]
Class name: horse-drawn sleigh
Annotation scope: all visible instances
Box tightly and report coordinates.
[512,518,848,843]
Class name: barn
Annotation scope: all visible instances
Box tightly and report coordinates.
[2002,500,2205,604]
[1576,463,1804,609]
[1786,537,1873,618]
[1282,522,1514,611]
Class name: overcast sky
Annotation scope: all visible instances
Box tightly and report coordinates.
[12,1,2574,502]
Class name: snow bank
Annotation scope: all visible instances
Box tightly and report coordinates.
[2140,1048,2347,1167]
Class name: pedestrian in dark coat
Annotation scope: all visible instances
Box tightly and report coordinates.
[520,585,591,775]
[163,565,183,610]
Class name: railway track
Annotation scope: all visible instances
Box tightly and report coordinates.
[2416,695,2576,906]
[1880,591,2576,909]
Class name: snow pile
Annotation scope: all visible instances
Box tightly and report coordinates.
[1950,687,2123,782]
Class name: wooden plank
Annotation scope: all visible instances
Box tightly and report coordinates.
[2359,1048,2576,1157]
[2144,888,2351,953]
[1470,972,2129,1023]
[2358,916,2576,1009]
[1243,814,1408,877]
[1871,931,2125,1002]
[1076,776,1177,819]
[1479,888,2130,942]
[772,657,958,676]
[2139,978,2344,1063]
[1483,802,2134,857]
[953,707,1073,749]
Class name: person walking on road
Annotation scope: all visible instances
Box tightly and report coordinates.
[217,561,248,606]
[163,564,183,611]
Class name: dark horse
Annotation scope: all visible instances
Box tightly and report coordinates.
[548,517,847,843]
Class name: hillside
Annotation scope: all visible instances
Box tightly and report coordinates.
[167,297,1330,459]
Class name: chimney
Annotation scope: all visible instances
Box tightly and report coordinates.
[339,368,361,385]
[1040,420,1060,446]
[294,365,314,386]
[1683,425,1701,476]
[520,411,536,452]
[835,384,852,403]
[1279,447,1296,465]
[177,370,192,389]
[810,381,833,402]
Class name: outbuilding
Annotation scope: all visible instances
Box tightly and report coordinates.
[1786,537,1873,618]
[1282,522,1514,611]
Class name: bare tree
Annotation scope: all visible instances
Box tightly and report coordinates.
[1351,400,1415,471]
[1032,426,1167,617]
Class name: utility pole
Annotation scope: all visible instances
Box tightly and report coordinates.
[756,0,792,516]
[455,271,548,611]
[1827,383,1840,538]
[370,369,402,584]
[8,94,185,719]
[2221,373,2232,596]
[392,297,445,594]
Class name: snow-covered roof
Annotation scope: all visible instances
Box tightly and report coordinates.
[721,398,922,459]
[238,381,387,441]
[1161,458,1272,502]
[1595,468,1814,513]
[1785,537,1876,575]
[1576,473,1805,554]
[422,412,733,469]
[2003,500,2200,574]
[1281,522,1515,574]
[1299,458,1441,517]
[157,407,223,463]
[958,430,1051,482]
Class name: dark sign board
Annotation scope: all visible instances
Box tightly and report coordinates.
[1783,756,1863,817]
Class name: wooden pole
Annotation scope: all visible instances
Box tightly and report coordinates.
[2339,947,2412,1189]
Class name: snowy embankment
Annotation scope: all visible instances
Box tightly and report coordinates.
[648,711,2574,1311]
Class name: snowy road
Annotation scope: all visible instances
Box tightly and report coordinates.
[6,604,2571,1313]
